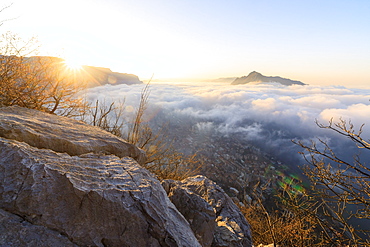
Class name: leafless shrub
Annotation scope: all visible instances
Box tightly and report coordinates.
[0,32,88,116]
[82,82,201,180]
[293,118,370,246]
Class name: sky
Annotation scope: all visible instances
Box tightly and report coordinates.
[2,0,370,87]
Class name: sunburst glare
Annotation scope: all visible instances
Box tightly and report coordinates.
[62,58,83,71]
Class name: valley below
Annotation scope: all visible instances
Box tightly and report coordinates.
[85,80,370,207]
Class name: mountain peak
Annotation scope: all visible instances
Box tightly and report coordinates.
[231,71,305,86]
[249,71,262,76]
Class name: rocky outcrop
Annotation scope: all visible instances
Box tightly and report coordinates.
[162,176,253,247]
[0,137,200,247]
[0,106,146,164]
[231,71,305,86]
[0,106,253,246]
[0,208,77,247]
[162,178,216,247]
[0,106,201,246]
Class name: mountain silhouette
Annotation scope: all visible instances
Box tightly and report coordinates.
[231,71,305,86]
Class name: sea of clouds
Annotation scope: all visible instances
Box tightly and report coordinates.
[83,82,370,165]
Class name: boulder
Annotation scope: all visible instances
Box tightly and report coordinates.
[0,208,77,247]
[0,137,200,247]
[0,106,146,164]
[162,176,253,247]
[162,179,216,247]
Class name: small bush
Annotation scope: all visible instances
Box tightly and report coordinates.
[0,32,87,116]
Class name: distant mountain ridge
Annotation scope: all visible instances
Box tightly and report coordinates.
[24,56,143,87]
[231,71,305,86]
[81,65,142,87]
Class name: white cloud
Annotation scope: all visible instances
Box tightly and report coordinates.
[83,82,370,159]
[252,98,277,111]
[320,103,370,129]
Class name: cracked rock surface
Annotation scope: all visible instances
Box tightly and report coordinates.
[0,106,200,247]
[0,106,146,164]
[0,138,200,246]
[162,175,253,247]
[0,208,77,247]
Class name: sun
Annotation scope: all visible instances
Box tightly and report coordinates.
[62,58,83,71]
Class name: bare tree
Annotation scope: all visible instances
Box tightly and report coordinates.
[0,32,88,116]
[82,83,202,180]
[294,118,370,246]
[83,99,126,137]
[0,3,15,26]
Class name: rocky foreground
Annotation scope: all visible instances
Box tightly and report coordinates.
[0,106,252,247]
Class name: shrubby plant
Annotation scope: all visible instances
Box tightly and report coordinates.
[0,32,88,116]
[6,25,370,245]
[295,119,370,246]
[0,31,198,180]
[244,119,370,246]
[84,83,201,180]
[240,181,323,246]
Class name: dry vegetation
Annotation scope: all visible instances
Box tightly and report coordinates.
[0,32,87,116]
[240,182,356,246]
[242,119,370,246]
[2,30,370,246]
[84,83,202,180]
[295,119,370,246]
[0,31,200,181]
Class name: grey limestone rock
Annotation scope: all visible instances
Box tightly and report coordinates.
[163,175,253,247]
[0,106,146,164]
[0,208,77,247]
[0,137,200,247]
[162,179,216,247]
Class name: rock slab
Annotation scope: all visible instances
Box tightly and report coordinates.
[0,138,200,246]
[0,208,77,247]
[163,175,253,247]
[0,106,146,164]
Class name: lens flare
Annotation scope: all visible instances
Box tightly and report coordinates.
[63,59,82,71]
[277,171,305,194]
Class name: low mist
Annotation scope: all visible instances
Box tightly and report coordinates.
[84,82,370,167]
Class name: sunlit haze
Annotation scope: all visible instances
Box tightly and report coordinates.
[62,58,83,71]
[3,0,370,87]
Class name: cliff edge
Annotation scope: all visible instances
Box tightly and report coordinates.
[0,106,252,247]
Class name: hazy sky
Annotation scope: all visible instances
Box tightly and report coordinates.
[2,0,370,86]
